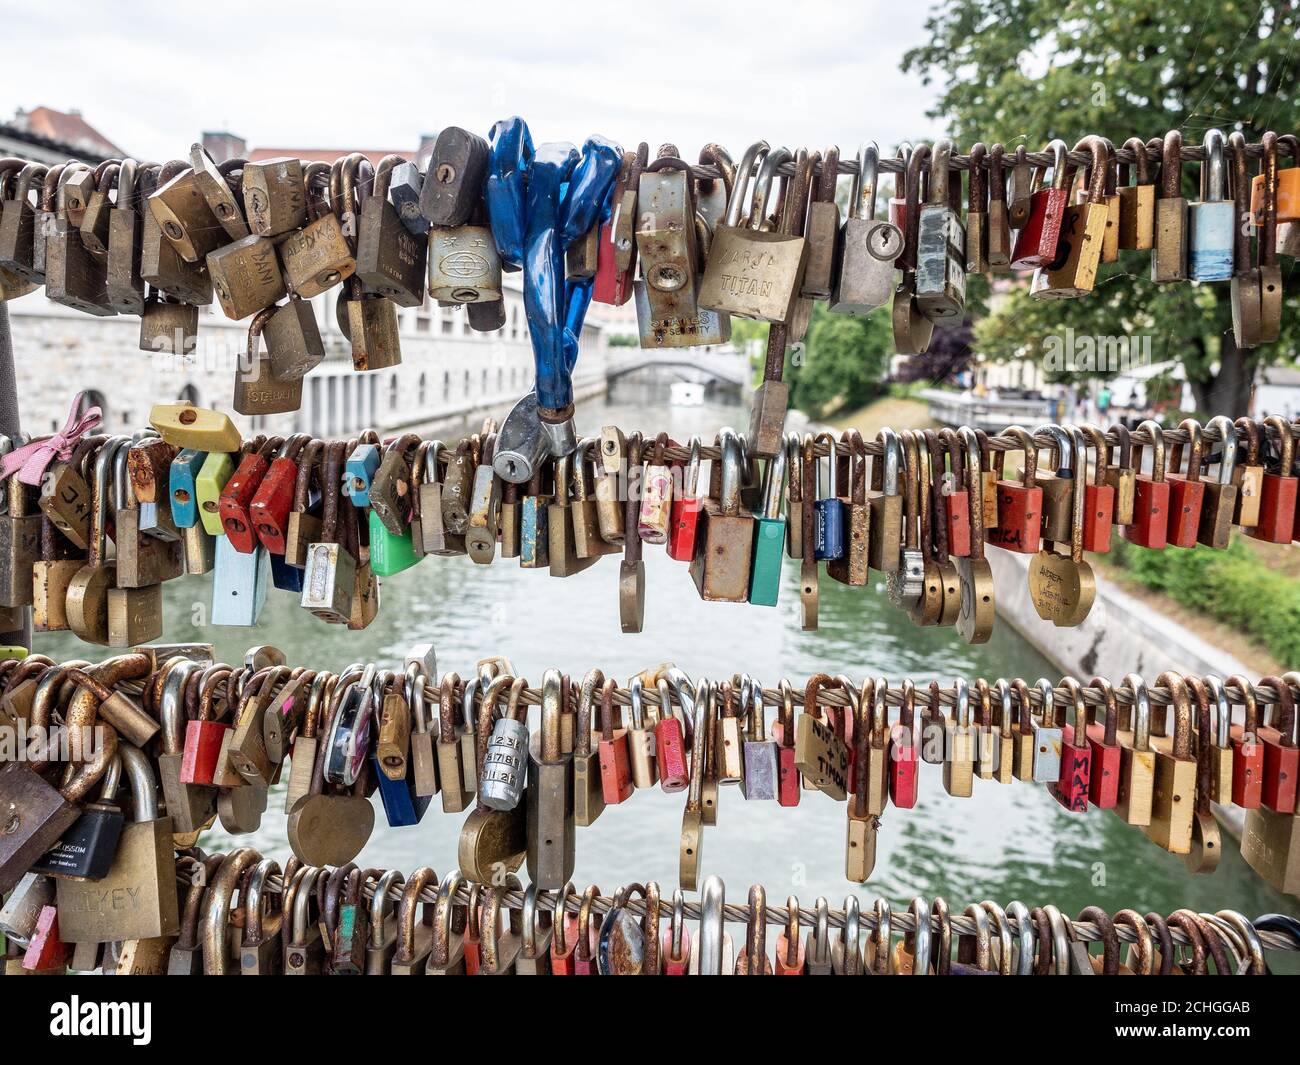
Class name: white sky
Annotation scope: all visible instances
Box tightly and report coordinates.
[0,1,943,162]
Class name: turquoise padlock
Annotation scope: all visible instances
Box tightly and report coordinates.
[169,448,206,528]
[343,442,382,507]
[748,445,787,607]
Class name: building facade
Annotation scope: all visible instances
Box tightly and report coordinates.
[7,284,609,439]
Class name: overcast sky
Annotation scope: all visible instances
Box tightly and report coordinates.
[0,1,944,162]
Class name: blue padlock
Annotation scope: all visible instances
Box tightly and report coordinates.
[168,448,205,528]
[1188,128,1235,282]
[813,432,845,561]
[343,441,381,507]
[371,672,430,827]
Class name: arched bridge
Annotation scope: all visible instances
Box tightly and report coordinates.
[604,349,750,387]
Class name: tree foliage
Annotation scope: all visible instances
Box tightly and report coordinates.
[784,303,894,418]
[902,0,1300,415]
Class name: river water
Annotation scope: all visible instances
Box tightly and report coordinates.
[33,378,1297,968]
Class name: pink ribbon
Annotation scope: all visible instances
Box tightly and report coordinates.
[1,393,102,487]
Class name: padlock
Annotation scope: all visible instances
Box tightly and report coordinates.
[1117,135,1156,250]
[1152,130,1189,282]
[812,431,844,562]
[1031,677,1063,783]
[219,435,283,553]
[428,203,502,304]
[300,442,355,624]
[748,440,788,605]
[1123,419,1171,549]
[242,156,306,237]
[1051,677,1093,812]
[233,311,301,417]
[1077,425,1115,553]
[699,140,807,323]
[1115,673,1156,827]
[1164,418,1206,548]
[688,427,754,603]
[829,140,903,315]
[1032,136,1109,299]
[1229,672,1265,810]
[420,126,489,227]
[356,154,426,307]
[1256,675,1298,814]
[278,160,355,298]
[1194,418,1236,549]
[891,143,934,355]
[146,161,227,263]
[988,426,1043,554]
[207,229,286,321]
[249,435,310,555]
[1248,415,1296,543]
[1145,672,1198,854]
[525,671,575,890]
[592,144,646,306]
[1010,139,1070,270]
[915,138,965,324]
[1187,129,1235,282]
[55,744,180,944]
[386,160,427,237]
[1083,677,1122,809]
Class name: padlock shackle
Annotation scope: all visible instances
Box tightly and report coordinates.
[723,141,769,230]
[851,141,881,223]
[1200,129,1228,203]
[1160,130,1184,198]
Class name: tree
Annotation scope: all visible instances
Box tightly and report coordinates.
[895,319,975,384]
[902,0,1299,416]
[785,303,893,417]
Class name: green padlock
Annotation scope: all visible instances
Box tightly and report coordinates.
[748,443,788,607]
[195,451,236,537]
[368,508,420,577]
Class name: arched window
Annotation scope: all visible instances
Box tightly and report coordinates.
[463,369,471,395]
[418,373,427,406]
[443,371,451,400]
[176,384,201,407]
[388,374,399,411]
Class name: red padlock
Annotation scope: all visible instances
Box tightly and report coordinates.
[22,904,67,972]
[888,678,920,809]
[1122,419,1170,549]
[179,667,234,785]
[571,886,601,976]
[591,145,645,306]
[1165,418,1206,548]
[988,426,1043,554]
[666,436,703,562]
[597,678,633,805]
[1052,678,1092,812]
[547,886,581,976]
[1228,672,1264,809]
[1249,415,1297,544]
[250,435,312,555]
[219,435,282,552]
[1080,425,1115,553]
[654,674,690,793]
[1084,677,1122,809]
[775,679,801,808]
[661,892,692,975]
[941,428,972,558]
[1010,139,1071,270]
[1256,675,1297,814]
